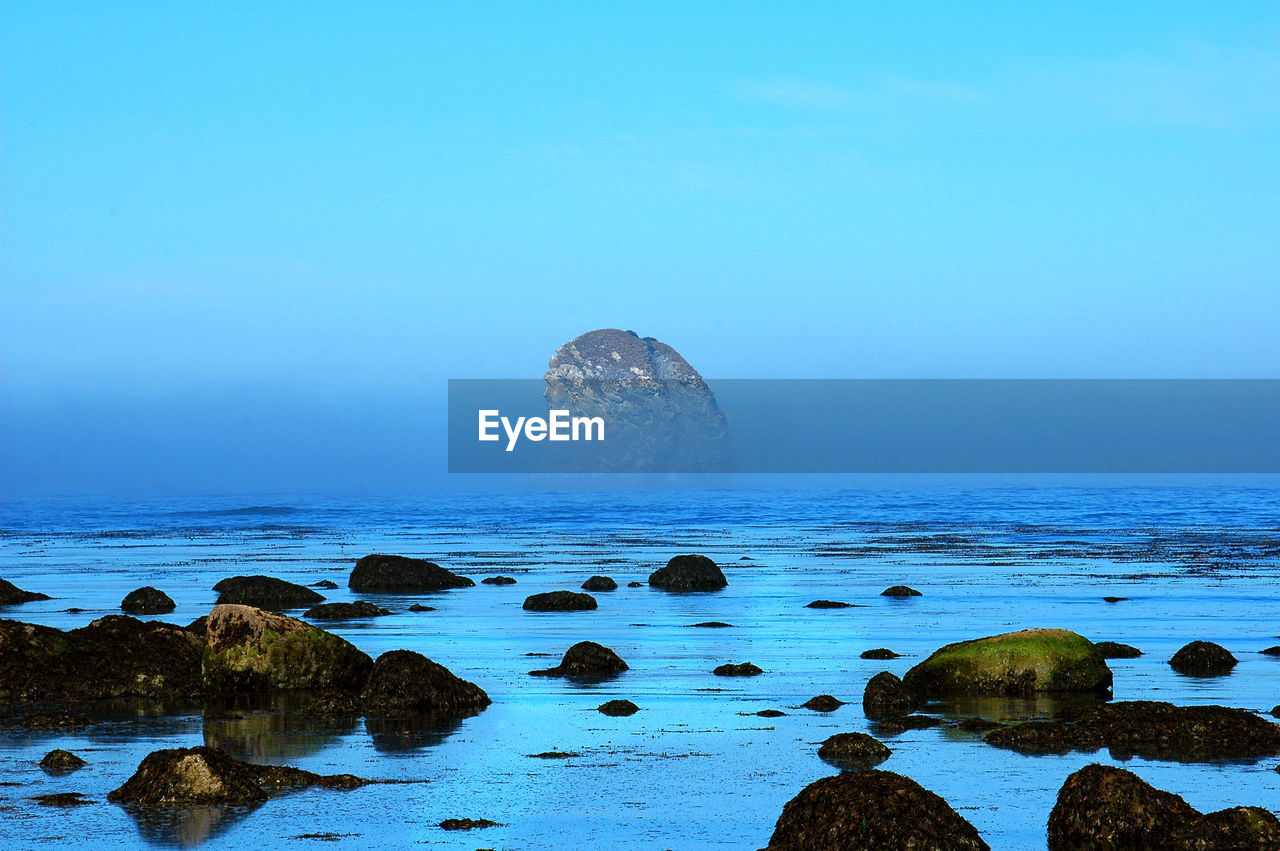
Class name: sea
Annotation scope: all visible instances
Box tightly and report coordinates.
[1,486,1278,849]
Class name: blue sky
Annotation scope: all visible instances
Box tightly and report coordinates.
[2,2,1278,492]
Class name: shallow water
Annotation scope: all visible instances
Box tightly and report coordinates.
[1,487,1278,849]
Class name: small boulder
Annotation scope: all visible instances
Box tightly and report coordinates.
[203,604,373,693]
[817,732,891,769]
[880,585,922,597]
[212,575,323,610]
[863,671,918,720]
[872,714,944,736]
[348,554,474,593]
[304,601,391,620]
[1169,640,1237,676]
[522,591,597,611]
[359,650,491,716]
[802,695,845,712]
[648,554,727,592]
[312,580,339,589]
[688,621,733,628]
[440,818,500,830]
[756,709,787,718]
[40,749,87,771]
[805,600,854,609]
[32,792,92,807]
[598,699,639,717]
[120,586,175,615]
[408,603,435,612]
[530,641,628,679]
[860,648,899,660]
[903,629,1112,698]
[627,581,643,588]
[0,578,51,605]
[1261,645,1280,656]
[481,575,517,585]
[1094,641,1142,659]
[713,662,762,677]
[581,575,618,592]
[766,770,989,850]
[1047,764,1280,850]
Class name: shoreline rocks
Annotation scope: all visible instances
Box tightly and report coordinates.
[863,671,919,720]
[880,586,922,598]
[348,555,474,593]
[713,662,762,677]
[530,641,627,679]
[0,578,51,605]
[523,591,597,611]
[805,600,855,609]
[860,648,899,659]
[121,587,175,615]
[358,650,491,716]
[598,699,639,716]
[817,732,891,768]
[648,555,727,592]
[581,575,618,592]
[903,629,1112,698]
[203,604,372,693]
[303,601,391,620]
[803,695,845,712]
[1048,764,1280,849]
[1093,641,1142,659]
[212,576,323,610]
[481,575,517,585]
[40,749,87,770]
[1169,640,1237,676]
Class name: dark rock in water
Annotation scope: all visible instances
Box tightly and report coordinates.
[881,585,922,597]
[107,746,369,805]
[956,717,1004,733]
[1047,763,1280,850]
[872,714,944,736]
[1169,640,1237,676]
[312,580,339,589]
[121,586,176,615]
[203,604,372,693]
[304,601,392,620]
[863,671,919,720]
[688,621,733,628]
[1101,595,1128,603]
[903,629,1112,698]
[802,695,845,712]
[1271,705,1279,718]
[0,578,51,605]
[805,600,855,609]
[544,328,731,473]
[33,792,92,807]
[1094,641,1142,659]
[627,581,643,588]
[598,699,639,716]
[756,709,787,718]
[5,712,95,730]
[713,662,763,677]
[985,700,1280,761]
[481,575,517,585]
[0,615,204,702]
[522,591,597,611]
[440,818,500,830]
[739,556,753,561]
[186,616,207,635]
[408,603,435,612]
[1261,645,1280,656]
[766,769,989,850]
[581,575,618,592]
[649,554,727,592]
[860,648,899,659]
[817,732,891,768]
[349,554,473,593]
[531,641,628,679]
[528,751,579,759]
[358,650,491,716]
[212,575,323,610]
[40,749,87,770]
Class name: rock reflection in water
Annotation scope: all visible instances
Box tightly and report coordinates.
[364,711,473,753]
[119,802,256,847]
[202,693,356,762]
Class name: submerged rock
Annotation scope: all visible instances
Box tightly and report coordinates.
[40,749,87,770]
[805,600,855,609]
[627,581,643,588]
[803,695,846,712]
[481,575,517,585]
[985,700,1280,761]
[0,615,204,702]
[756,709,787,718]
[203,604,372,693]
[688,621,733,628]
[530,641,628,679]
[33,792,92,807]
[880,585,922,598]
[303,601,391,620]
[713,662,763,677]
[1047,764,1280,849]
[0,578,51,605]
[766,769,989,850]
[358,650,491,716]
[817,732,891,769]
[581,575,618,592]
[648,555,727,592]
[903,629,1112,698]
[860,648,899,660]
[1261,645,1280,656]
[107,746,368,805]
[597,699,639,717]
[408,603,435,612]
[1169,640,1237,676]
[440,818,500,830]
[1094,641,1142,659]
[522,591,597,611]
[863,671,919,720]
[121,586,175,615]
[212,575,323,610]
[348,554,474,593]
[872,714,944,736]
[311,580,340,589]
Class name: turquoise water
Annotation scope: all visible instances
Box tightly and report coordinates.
[1,487,1278,849]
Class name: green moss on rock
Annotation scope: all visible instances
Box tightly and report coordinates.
[903,629,1112,698]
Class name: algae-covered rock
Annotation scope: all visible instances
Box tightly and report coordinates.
[359,649,491,716]
[649,554,727,592]
[817,732,891,769]
[903,629,1112,698]
[202,604,372,693]
[530,641,628,679]
[863,671,919,720]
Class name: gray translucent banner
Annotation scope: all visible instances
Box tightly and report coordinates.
[448,379,1280,473]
